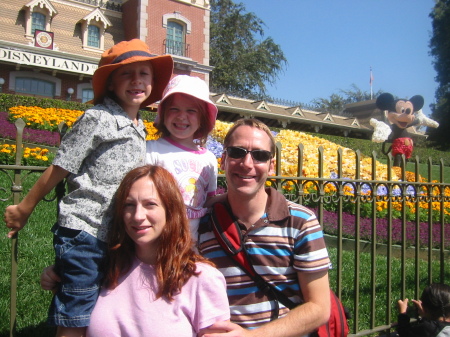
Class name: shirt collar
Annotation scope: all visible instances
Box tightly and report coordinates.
[103,97,147,138]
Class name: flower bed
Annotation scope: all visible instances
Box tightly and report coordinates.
[1,107,448,248]
[0,143,54,166]
[314,207,449,249]
[0,111,60,146]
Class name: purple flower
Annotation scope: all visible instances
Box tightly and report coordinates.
[311,206,450,249]
[392,186,401,196]
[361,183,371,194]
[0,111,60,146]
[206,135,224,158]
[377,185,388,196]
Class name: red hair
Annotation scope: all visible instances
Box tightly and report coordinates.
[105,165,212,300]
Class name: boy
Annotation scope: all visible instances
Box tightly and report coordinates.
[4,39,173,336]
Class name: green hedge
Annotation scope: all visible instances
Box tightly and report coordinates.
[0,93,93,111]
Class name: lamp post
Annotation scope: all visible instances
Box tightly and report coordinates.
[0,78,5,93]
[67,87,74,101]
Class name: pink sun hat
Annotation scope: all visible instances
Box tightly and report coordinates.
[155,75,218,139]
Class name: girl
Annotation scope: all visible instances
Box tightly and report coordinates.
[146,75,219,242]
[397,283,450,337]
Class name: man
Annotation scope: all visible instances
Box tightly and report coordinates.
[198,118,331,337]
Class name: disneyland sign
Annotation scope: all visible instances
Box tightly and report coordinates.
[0,47,98,75]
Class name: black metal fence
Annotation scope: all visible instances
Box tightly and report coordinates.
[2,119,449,336]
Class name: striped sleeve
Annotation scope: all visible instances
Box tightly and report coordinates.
[288,202,332,273]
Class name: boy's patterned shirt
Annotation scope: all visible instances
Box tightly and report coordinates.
[53,97,147,242]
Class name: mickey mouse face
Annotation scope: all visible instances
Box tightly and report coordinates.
[376,93,425,129]
[394,100,414,115]
[387,100,416,128]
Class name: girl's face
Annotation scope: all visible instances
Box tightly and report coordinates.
[108,61,153,116]
[163,93,201,148]
[123,176,166,264]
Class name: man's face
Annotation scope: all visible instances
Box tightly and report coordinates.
[221,125,275,198]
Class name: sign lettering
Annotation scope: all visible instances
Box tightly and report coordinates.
[0,47,98,75]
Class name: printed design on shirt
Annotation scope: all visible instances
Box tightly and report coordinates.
[173,158,212,209]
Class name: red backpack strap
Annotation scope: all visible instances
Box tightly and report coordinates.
[210,202,297,321]
[210,202,255,276]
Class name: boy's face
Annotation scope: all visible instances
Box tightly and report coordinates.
[108,61,154,115]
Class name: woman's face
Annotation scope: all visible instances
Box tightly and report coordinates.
[123,176,166,263]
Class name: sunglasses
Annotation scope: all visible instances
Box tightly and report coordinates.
[225,146,272,163]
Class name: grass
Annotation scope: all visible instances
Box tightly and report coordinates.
[328,248,449,335]
[403,161,450,182]
[375,158,450,182]
[0,172,57,337]
[1,172,449,336]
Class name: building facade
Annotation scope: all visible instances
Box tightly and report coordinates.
[0,0,428,141]
[0,0,212,102]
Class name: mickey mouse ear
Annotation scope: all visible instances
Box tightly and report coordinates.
[409,95,424,112]
[376,93,395,111]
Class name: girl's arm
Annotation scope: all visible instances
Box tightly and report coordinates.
[204,193,228,208]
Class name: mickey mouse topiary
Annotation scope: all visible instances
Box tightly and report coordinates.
[369,92,439,167]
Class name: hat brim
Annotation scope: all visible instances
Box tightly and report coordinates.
[92,54,174,107]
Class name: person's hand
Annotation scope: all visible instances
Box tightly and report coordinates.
[4,205,30,238]
[40,265,61,294]
[198,321,251,337]
[411,299,425,317]
[397,298,409,314]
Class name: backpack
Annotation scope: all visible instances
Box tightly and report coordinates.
[210,202,350,337]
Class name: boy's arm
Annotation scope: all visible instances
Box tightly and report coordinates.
[5,164,69,238]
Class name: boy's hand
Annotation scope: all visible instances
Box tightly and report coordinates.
[4,204,30,238]
[397,299,409,314]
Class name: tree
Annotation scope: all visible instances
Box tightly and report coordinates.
[312,94,347,115]
[427,0,450,150]
[209,0,287,97]
[312,84,383,115]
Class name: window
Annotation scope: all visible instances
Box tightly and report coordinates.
[87,25,100,48]
[82,88,94,103]
[24,0,57,40]
[166,21,185,56]
[81,8,111,51]
[15,78,55,97]
[163,13,191,57]
[31,12,45,35]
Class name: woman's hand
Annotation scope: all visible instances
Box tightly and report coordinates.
[40,264,61,294]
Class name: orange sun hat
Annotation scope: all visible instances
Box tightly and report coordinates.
[92,39,174,107]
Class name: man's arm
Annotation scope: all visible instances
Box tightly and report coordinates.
[5,164,69,238]
[200,270,331,337]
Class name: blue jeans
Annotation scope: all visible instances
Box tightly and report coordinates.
[47,225,107,327]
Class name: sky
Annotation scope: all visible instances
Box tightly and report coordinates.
[238,0,437,114]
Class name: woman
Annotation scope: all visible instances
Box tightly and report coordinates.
[42,165,230,336]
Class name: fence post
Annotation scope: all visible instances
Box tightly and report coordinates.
[10,118,26,337]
